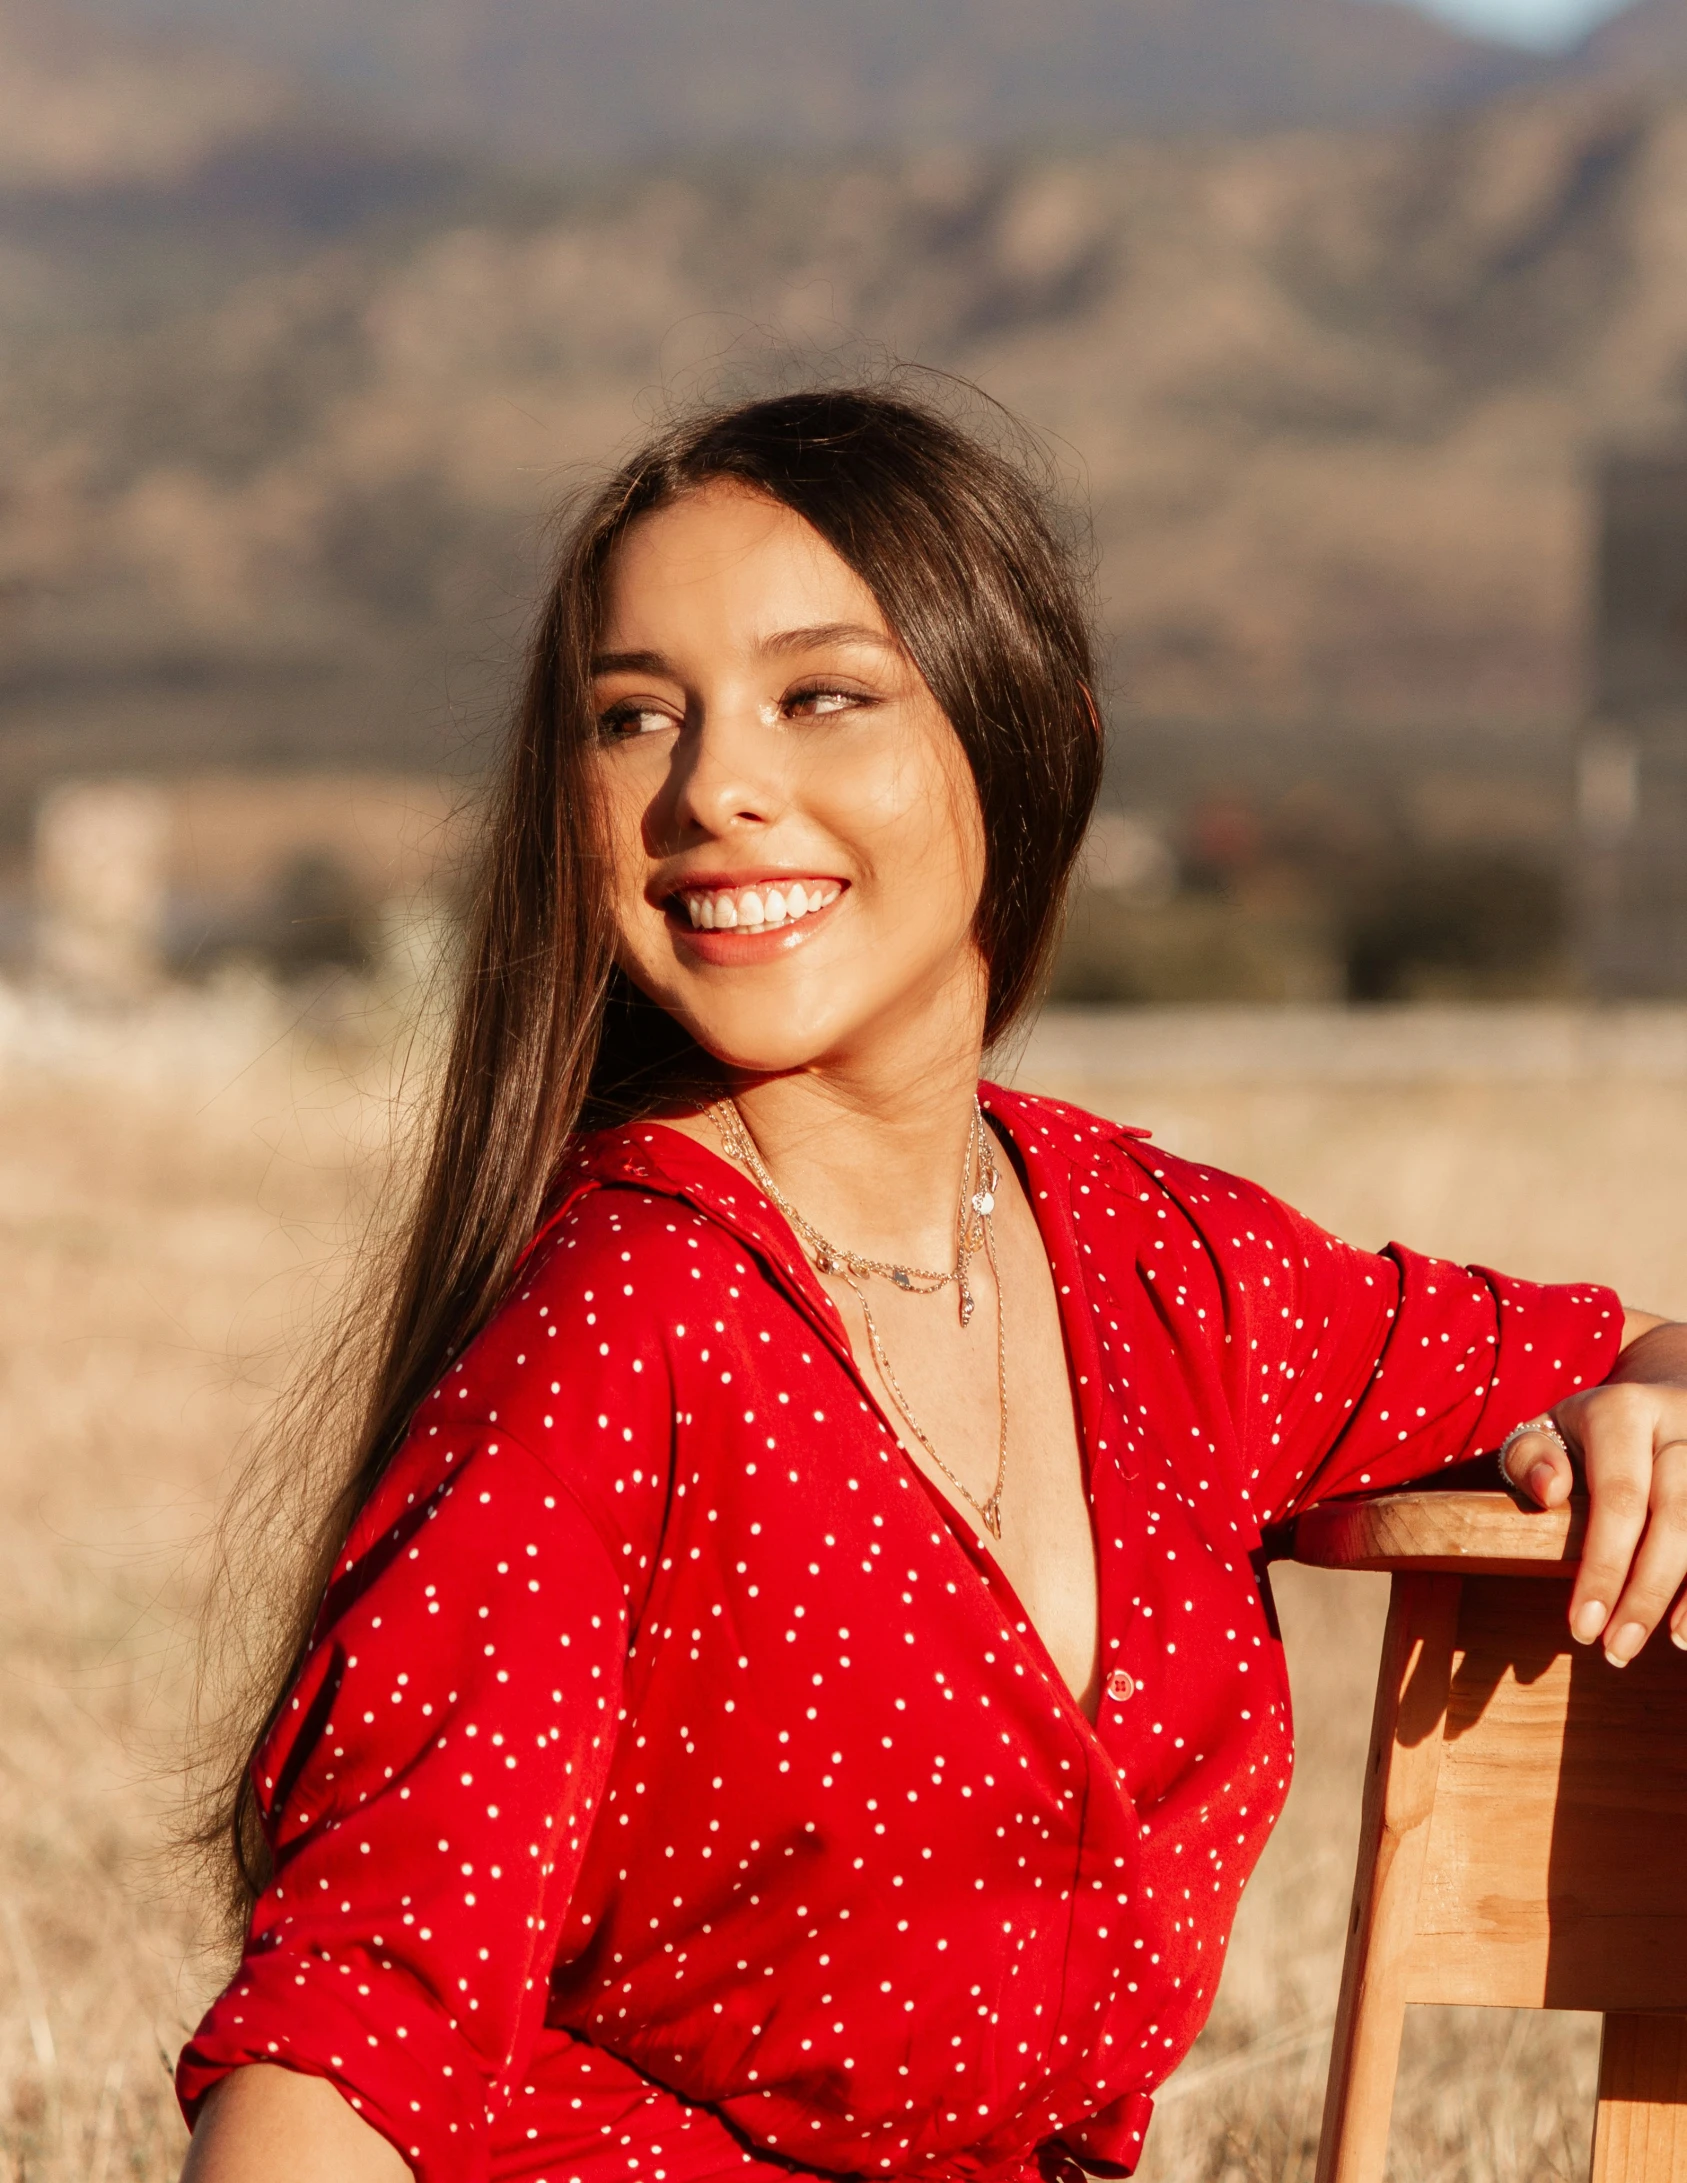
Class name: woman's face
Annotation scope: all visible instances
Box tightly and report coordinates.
[587,482,988,1080]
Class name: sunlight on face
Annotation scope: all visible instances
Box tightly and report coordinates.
[587,482,988,1081]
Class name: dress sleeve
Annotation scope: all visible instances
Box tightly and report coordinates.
[177,1431,629,2182]
[1138,1152,1626,1531]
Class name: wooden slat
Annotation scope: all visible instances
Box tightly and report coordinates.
[1295,1490,1585,1575]
[1314,1573,1460,2183]
[1405,1578,1687,2013]
[1404,1575,1568,2008]
[1592,2016,1687,2183]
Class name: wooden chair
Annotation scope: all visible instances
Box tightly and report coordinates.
[1292,1491,1687,2183]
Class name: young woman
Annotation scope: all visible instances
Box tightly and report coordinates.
[178,388,1687,2183]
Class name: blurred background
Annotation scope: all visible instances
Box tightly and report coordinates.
[7,1,1687,2178]
[6,0,1687,1002]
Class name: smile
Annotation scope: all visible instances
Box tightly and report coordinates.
[675,880,843,932]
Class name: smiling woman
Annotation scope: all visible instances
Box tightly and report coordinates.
[175,384,1687,2183]
[590,485,992,1088]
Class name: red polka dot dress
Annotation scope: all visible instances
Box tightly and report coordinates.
[179,1087,1622,2183]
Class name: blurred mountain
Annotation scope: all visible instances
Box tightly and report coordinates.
[0,0,499,338]
[66,0,1541,160]
[6,0,1687,836]
[0,0,281,190]
[1573,0,1687,81]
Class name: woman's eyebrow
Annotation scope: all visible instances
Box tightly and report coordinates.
[761,622,898,656]
[591,648,670,675]
[591,625,896,676]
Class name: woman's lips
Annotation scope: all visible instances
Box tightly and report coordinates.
[665,878,847,964]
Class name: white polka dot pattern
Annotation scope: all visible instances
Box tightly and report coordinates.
[178,1086,1623,2183]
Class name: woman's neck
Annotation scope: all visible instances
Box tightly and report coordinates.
[719,997,987,1271]
[663,947,982,1274]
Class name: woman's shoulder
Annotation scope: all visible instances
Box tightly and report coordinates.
[467,1169,746,1412]
[983,1079,1319,1251]
[364,1182,707,1598]
[982,1079,1187,1204]
[981,1079,1146,1166]
[526,1157,734,1284]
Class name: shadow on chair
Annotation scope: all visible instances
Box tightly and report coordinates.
[1290,1490,1687,2183]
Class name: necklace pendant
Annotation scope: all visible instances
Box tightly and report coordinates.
[971,1189,995,1218]
[890,1267,913,1290]
[959,1283,975,1328]
[980,1495,1003,1540]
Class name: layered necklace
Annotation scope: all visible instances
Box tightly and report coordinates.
[709,1096,1010,1539]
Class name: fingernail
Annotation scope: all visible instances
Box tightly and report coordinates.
[1672,1625,1687,1652]
[1605,1621,1646,1666]
[1572,1600,1607,1644]
[1526,1460,1557,1502]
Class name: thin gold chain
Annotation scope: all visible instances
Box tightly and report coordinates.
[709,1097,1010,1539]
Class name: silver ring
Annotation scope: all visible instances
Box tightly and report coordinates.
[1497,1414,1571,1490]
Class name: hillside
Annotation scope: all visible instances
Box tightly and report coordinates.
[0,0,279,191]
[7,0,1687,861]
[8,74,1687,798]
[67,0,1539,162]
[1575,0,1687,80]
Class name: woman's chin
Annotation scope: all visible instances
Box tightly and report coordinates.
[680,1017,851,1081]
[621,932,989,1087]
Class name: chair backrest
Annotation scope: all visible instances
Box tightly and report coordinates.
[1296,1492,1687,2014]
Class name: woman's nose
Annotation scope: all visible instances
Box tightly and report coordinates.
[662,705,786,841]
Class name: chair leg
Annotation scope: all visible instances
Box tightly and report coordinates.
[1314,1573,1460,2183]
[1591,2015,1687,2182]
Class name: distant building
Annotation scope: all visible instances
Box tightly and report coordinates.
[27,772,476,992]
[1578,446,1687,996]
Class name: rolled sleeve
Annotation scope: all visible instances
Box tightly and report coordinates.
[178,1434,629,2183]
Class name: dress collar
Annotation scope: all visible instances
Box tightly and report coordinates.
[540,1080,1145,1389]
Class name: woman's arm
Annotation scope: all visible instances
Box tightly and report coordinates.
[181,2066,408,2182]
[176,1430,635,2179]
[1502,1310,1687,1665]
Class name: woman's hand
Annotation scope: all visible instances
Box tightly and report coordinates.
[1501,1313,1687,1666]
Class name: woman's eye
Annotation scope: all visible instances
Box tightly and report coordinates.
[598,702,673,740]
[786,685,862,718]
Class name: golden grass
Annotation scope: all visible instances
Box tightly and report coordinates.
[5,996,1682,2180]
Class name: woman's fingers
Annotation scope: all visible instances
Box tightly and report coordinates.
[1563,1383,1658,1653]
[1598,1439,1687,1664]
[1503,1424,1574,1507]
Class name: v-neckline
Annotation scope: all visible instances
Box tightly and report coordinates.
[629,1094,1113,1732]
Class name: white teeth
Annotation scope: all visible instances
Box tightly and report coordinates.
[678,880,842,931]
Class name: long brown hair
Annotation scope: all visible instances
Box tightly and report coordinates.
[203,379,1103,1925]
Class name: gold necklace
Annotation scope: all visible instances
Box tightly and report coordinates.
[709,1097,1010,1539]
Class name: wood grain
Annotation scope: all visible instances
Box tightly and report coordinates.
[1314,1572,1460,2183]
[1405,1578,1687,2012]
[1312,1550,1687,2183]
[1295,1490,1585,1575]
[1591,2016,1687,2183]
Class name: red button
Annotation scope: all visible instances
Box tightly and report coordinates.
[1106,1668,1135,1702]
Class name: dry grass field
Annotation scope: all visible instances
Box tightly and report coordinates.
[4,991,1685,2182]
